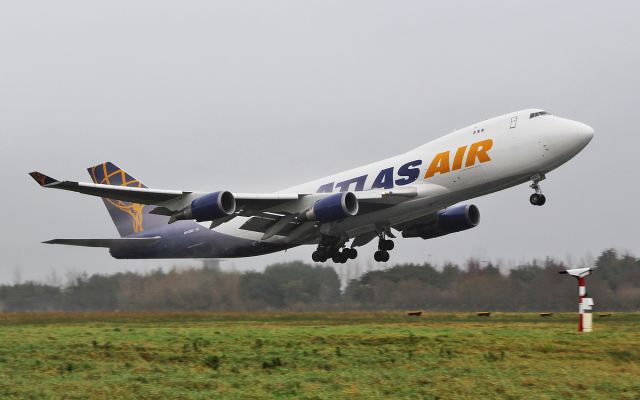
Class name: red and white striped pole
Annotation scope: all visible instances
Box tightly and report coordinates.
[559,267,594,333]
[578,276,586,332]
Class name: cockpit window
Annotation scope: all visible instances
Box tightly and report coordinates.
[530,111,550,119]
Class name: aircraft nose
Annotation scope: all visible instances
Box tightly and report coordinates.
[545,119,594,160]
[573,121,594,147]
[558,120,594,151]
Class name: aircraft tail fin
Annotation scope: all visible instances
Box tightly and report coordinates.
[87,162,169,237]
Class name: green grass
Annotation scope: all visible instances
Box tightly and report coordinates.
[0,312,639,399]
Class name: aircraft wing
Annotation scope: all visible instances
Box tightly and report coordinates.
[29,171,303,210]
[29,170,423,238]
[29,172,188,204]
[235,187,424,241]
[29,171,417,212]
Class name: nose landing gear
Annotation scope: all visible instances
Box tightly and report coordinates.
[530,193,546,206]
[529,173,547,206]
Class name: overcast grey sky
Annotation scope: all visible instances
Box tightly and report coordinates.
[1,0,639,283]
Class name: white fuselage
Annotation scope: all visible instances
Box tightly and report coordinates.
[213,109,593,245]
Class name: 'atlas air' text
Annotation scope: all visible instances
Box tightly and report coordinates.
[316,139,493,192]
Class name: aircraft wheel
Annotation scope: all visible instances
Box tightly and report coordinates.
[374,250,390,262]
[538,194,546,206]
[313,250,329,262]
[384,240,395,251]
[332,253,347,264]
[530,193,542,206]
[345,248,358,259]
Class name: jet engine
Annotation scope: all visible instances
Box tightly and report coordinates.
[402,204,480,239]
[170,191,236,223]
[304,192,359,223]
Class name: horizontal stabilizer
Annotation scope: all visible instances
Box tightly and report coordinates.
[43,236,162,248]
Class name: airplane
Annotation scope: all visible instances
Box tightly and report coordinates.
[30,108,593,264]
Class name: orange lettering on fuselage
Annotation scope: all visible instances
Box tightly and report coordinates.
[452,145,467,170]
[424,139,493,180]
[424,151,451,180]
[465,139,493,167]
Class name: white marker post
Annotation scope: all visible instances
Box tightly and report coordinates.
[559,267,595,333]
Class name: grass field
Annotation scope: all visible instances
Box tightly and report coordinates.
[0,312,639,399]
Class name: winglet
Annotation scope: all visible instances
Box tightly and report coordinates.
[29,171,59,187]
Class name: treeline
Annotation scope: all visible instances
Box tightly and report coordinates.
[1,249,639,312]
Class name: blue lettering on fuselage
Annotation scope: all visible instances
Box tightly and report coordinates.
[395,159,422,185]
[315,159,422,192]
[334,175,367,192]
[317,182,334,193]
[372,167,394,189]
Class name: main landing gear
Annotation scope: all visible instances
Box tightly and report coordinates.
[310,232,394,264]
[529,173,547,206]
[311,236,357,264]
[374,232,394,262]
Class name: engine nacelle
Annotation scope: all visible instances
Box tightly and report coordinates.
[305,192,359,223]
[170,191,236,223]
[402,204,480,239]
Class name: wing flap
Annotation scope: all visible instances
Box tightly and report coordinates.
[356,186,418,204]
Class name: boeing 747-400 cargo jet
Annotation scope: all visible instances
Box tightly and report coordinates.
[30,109,593,263]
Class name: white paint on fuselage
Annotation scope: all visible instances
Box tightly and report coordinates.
[214,109,593,247]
